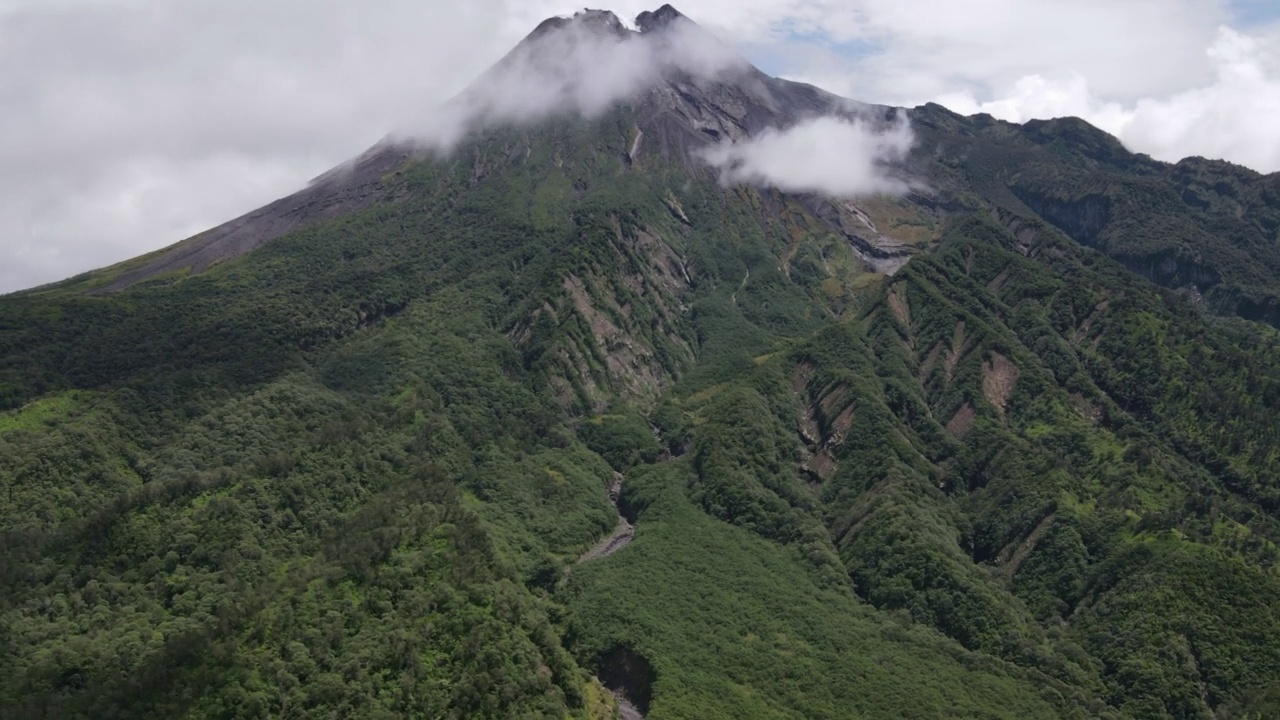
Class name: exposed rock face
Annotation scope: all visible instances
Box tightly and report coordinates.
[635,3,685,32]
[797,195,915,274]
[1013,189,1110,247]
[596,646,656,717]
[528,8,630,40]
[981,352,1020,413]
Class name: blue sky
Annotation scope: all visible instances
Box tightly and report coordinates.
[748,0,1280,88]
[1231,0,1280,26]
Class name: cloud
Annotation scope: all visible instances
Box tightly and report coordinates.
[399,9,748,151]
[2,153,311,292]
[934,26,1280,172]
[755,0,1280,173]
[0,0,526,294]
[698,112,914,196]
[764,0,1230,104]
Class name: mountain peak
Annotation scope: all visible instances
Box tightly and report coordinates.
[636,4,688,33]
[445,4,762,139]
[525,5,697,45]
[525,8,629,44]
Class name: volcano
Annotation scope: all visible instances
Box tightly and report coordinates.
[4,5,1280,719]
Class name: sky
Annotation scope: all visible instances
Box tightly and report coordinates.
[1,0,1278,294]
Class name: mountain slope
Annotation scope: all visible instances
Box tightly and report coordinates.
[4,5,1280,719]
[908,105,1280,326]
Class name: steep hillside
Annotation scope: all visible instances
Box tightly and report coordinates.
[909,105,1280,326]
[3,5,1280,719]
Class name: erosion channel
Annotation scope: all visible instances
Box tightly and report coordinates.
[577,471,644,719]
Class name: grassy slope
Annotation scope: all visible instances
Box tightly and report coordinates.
[565,462,1086,720]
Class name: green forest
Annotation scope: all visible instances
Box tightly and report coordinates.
[4,94,1280,720]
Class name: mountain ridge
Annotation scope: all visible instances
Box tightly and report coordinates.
[34,5,1276,329]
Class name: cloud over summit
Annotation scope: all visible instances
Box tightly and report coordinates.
[401,8,749,151]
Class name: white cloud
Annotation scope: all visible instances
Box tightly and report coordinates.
[761,0,1280,173]
[401,9,748,151]
[2,154,313,292]
[935,27,1280,172]
[0,0,524,294]
[699,113,914,196]
[756,0,1230,103]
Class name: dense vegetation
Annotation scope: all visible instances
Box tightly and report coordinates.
[3,87,1280,719]
[911,104,1280,327]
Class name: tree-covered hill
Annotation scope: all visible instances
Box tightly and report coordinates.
[4,6,1280,719]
